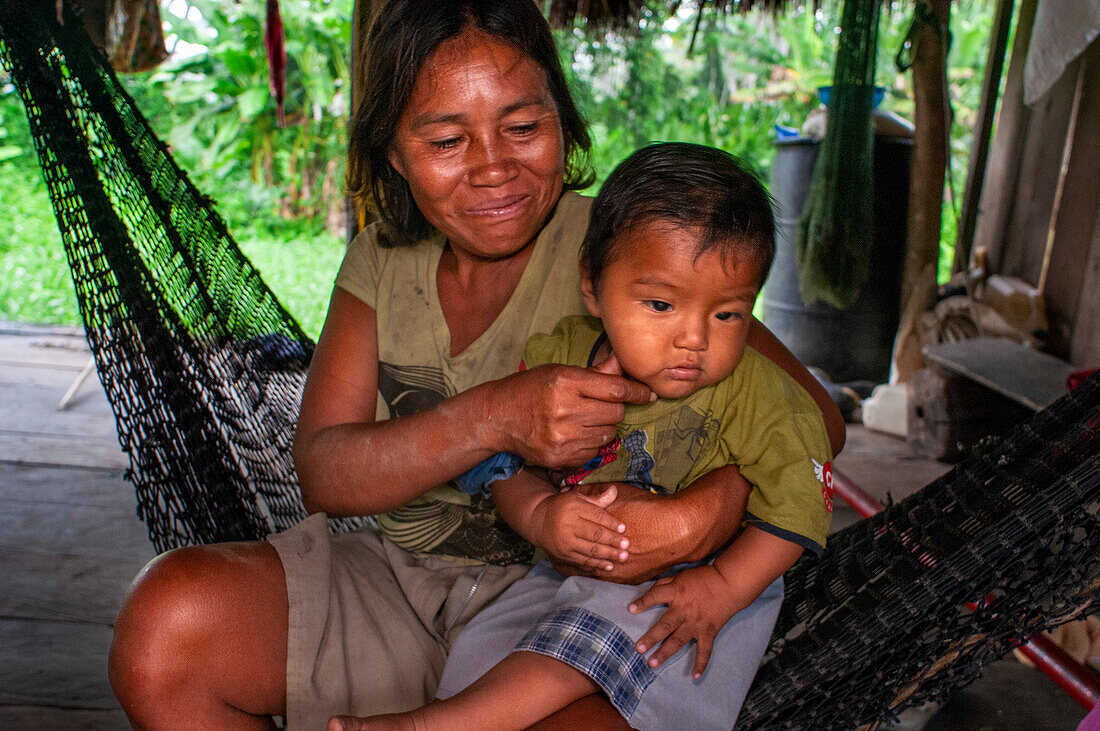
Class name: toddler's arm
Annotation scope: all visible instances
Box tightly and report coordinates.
[491,471,631,572]
[627,526,802,677]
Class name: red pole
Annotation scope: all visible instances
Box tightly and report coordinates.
[832,467,885,518]
[831,467,1100,709]
[1016,634,1100,709]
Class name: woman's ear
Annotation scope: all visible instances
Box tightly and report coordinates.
[388,146,406,178]
[579,263,601,318]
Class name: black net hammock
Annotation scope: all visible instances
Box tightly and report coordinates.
[2,4,1098,728]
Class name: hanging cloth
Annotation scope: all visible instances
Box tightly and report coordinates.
[795,0,881,310]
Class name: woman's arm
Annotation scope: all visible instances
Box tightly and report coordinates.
[553,463,751,584]
[293,288,653,516]
[747,316,846,455]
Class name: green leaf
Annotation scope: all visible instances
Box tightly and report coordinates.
[222,49,257,78]
[239,86,270,119]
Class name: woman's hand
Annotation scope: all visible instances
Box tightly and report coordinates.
[483,355,653,470]
[527,486,630,572]
[627,565,744,678]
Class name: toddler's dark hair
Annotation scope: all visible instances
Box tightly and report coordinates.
[581,142,775,290]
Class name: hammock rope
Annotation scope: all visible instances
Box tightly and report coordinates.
[1,4,1097,727]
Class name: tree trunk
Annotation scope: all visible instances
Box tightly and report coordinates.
[347,0,383,241]
[891,0,952,382]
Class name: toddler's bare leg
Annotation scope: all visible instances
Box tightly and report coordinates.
[328,651,599,731]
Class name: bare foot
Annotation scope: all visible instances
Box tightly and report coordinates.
[328,711,423,731]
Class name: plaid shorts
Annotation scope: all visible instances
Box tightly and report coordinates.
[437,561,783,730]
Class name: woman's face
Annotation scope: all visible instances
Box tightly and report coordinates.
[388,31,566,260]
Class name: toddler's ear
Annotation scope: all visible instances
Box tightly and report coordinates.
[579,264,601,318]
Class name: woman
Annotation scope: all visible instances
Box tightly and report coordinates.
[108,1,845,728]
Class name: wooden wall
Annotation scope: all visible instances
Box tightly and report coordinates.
[972,0,1100,368]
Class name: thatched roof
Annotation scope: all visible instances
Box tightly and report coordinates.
[545,0,819,28]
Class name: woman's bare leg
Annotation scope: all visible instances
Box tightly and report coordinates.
[329,651,599,731]
[109,541,288,729]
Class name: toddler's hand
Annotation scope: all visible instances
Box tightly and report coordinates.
[531,484,630,572]
[627,565,745,678]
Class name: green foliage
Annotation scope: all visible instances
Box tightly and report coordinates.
[559,0,999,290]
[2,0,1003,330]
[0,163,79,325]
[124,0,352,235]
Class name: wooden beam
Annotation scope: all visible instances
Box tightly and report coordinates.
[892,0,952,382]
[953,0,1015,274]
[1042,40,1100,361]
[970,0,1039,271]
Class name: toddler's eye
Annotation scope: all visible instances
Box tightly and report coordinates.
[644,300,672,312]
[716,311,744,321]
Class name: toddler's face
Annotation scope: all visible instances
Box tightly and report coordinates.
[582,222,761,400]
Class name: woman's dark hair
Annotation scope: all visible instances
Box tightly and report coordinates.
[581,142,776,290]
[347,0,593,246]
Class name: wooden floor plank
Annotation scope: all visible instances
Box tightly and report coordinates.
[0,618,119,710]
[0,706,129,731]
[0,330,93,371]
[833,425,952,504]
[0,466,151,625]
[0,431,129,470]
[0,350,127,469]
[0,463,133,508]
[0,363,119,434]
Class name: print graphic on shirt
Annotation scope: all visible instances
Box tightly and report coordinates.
[552,438,620,487]
[378,362,452,417]
[379,496,535,565]
[644,405,721,490]
[812,458,835,513]
[376,362,533,563]
[653,405,721,464]
[551,430,654,491]
[619,430,655,487]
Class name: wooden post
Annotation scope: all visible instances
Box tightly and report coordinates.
[953,0,1015,275]
[969,0,1039,270]
[891,0,952,382]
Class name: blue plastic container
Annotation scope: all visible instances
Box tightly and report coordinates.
[817,85,887,108]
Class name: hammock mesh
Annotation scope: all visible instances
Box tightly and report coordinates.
[2,4,1097,727]
[0,2,372,549]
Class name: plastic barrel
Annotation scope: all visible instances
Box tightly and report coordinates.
[761,137,913,384]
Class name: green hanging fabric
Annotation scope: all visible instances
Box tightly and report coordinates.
[795,0,881,309]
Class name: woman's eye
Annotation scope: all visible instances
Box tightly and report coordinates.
[429,137,461,150]
[644,300,672,312]
[509,122,538,136]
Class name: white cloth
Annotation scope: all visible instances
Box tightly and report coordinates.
[1024,0,1100,106]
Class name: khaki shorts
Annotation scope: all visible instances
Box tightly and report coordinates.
[267,513,529,730]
